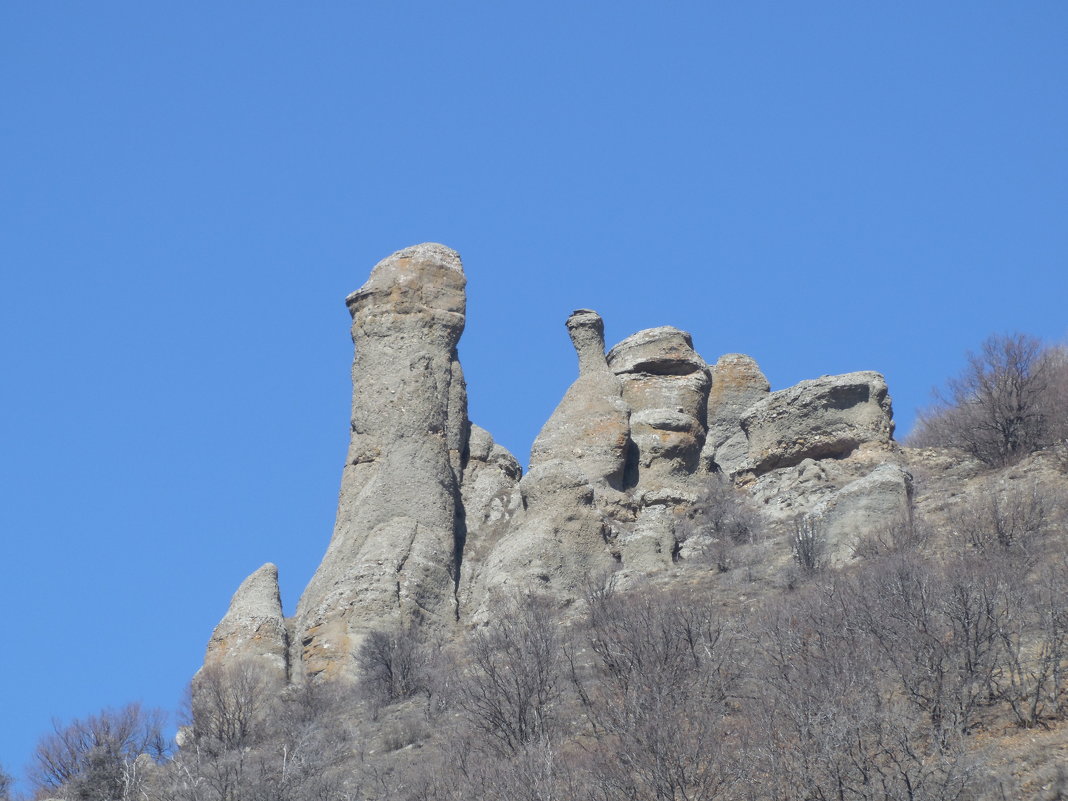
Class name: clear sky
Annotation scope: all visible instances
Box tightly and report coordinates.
[2,1,1066,788]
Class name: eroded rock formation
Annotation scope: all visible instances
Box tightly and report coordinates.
[204,562,289,683]
[203,243,912,685]
[293,243,470,680]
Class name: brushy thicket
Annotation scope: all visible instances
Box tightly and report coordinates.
[908,333,1068,467]
[25,504,1068,801]
[19,332,1068,801]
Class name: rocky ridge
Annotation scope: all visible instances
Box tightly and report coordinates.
[204,243,902,682]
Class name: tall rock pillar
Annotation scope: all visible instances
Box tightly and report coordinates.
[294,243,469,680]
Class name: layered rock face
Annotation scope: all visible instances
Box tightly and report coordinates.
[741,371,895,476]
[203,243,913,685]
[294,243,470,680]
[607,327,710,571]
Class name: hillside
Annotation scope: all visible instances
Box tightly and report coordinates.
[22,244,1068,801]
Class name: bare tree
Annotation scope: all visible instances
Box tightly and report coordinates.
[790,514,824,573]
[356,625,429,709]
[910,333,1067,466]
[953,479,1050,552]
[28,702,167,801]
[675,476,760,570]
[0,763,14,801]
[574,586,740,801]
[456,594,563,756]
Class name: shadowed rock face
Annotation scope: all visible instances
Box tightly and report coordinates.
[293,243,469,681]
[204,563,289,683]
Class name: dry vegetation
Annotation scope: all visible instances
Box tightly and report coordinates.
[14,333,1068,801]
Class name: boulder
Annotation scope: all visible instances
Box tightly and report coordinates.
[741,371,894,475]
[803,463,914,566]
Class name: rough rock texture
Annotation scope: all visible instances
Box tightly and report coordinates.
[701,354,770,476]
[469,311,628,618]
[201,243,932,690]
[529,310,631,490]
[741,371,895,475]
[455,424,523,616]
[204,563,289,683]
[805,463,914,566]
[607,327,710,571]
[293,243,469,680]
[467,460,621,621]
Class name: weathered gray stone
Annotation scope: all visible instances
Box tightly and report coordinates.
[467,460,619,621]
[701,354,770,476]
[608,327,710,483]
[529,310,630,490]
[455,424,523,617]
[804,463,914,566]
[741,371,895,475]
[294,243,468,680]
[204,563,289,683]
[607,326,710,570]
[469,311,632,617]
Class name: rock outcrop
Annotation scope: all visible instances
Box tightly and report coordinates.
[293,243,470,680]
[204,562,289,683]
[607,327,709,571]
[467,310,627,618]
[201,243,916,688]
[741,371,895,475]
[702,353,770,476]
[529,310,631,490]
[804,462,914,566]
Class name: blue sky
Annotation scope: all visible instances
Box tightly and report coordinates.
[2,2,1066,787]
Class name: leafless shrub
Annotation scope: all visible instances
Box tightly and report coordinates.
[790,514,824,573]
[28,701,167,801]
[910,334,1068,467]
[456,594,563,757]
[573,586,741,801]
[187,659,275,755]
[356,624,435,711]
[994,560,1068,728]
[954,479,1050,552]
[0,765,11,801]
[853,514,926,559]
[675,476,761,570]
[164,663,358,801]
[751,580,974,801]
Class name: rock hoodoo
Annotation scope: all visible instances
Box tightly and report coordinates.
[529,309,631,490]
[204,562,289,683]
[203,243,908,685]
[293,243,471,680]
